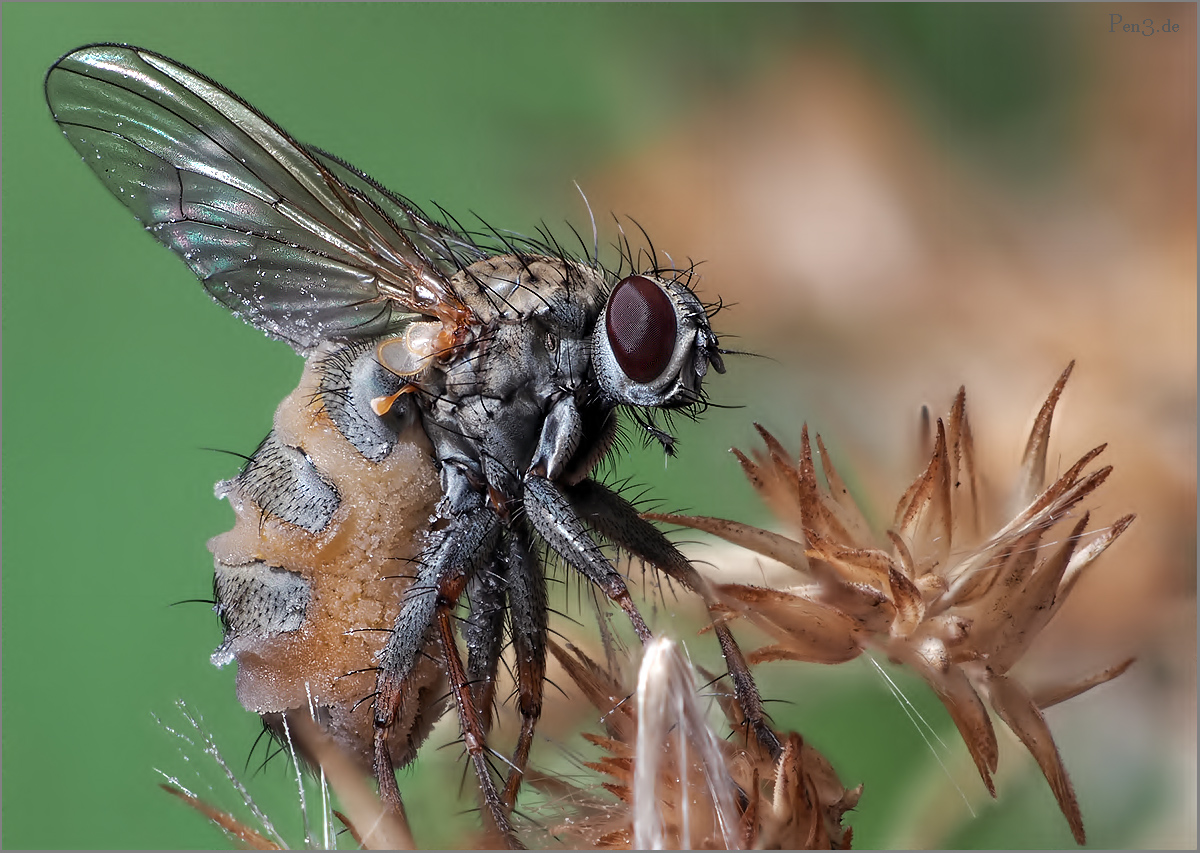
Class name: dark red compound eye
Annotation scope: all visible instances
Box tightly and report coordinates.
[605,275,677,384]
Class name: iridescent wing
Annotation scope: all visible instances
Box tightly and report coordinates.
[46,44,488,353]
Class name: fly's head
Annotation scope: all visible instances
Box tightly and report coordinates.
[592,272,725,448]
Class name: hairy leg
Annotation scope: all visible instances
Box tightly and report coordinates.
[523,474,652,643]
[566,478,783,759]
[435,582,521,848]
[499,525,547,810]
[463,554,508,732]
[372,502,499,815]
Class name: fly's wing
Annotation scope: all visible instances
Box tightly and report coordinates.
[46,44,488,354]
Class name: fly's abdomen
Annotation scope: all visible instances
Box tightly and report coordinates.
[208,340,447,768]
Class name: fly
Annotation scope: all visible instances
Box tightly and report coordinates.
[46,43,780,846]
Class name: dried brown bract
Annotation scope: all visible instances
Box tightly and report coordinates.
[651,363,1134,845]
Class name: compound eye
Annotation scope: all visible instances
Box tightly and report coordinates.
[605,275,678,384]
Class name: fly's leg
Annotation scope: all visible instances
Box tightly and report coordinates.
[522,474,653,643]
[463,557,508,732]
[566,478,783,760]
[372,498,499,819]
[458,526,548,818]
[433,572,522,849]
[709,620,780,755]
[499,525,547,811]
[524,396,652,643]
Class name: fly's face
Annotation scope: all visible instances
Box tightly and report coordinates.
[46,44,771,848]
[594,273,726,410]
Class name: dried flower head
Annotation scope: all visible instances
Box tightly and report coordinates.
[651,362,1135,845]
[529,637,859,849]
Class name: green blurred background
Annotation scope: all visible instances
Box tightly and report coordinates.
[4,3,1193,849]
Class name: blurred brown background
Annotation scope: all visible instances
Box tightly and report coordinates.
[568,4,1195,848]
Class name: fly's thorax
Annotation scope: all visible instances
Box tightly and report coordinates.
[374,255,605,393]
[453,254,607,329]
[209,340,446,769]
[592,273,724,409]
[391,255,606,481]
